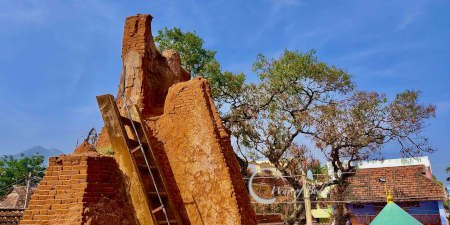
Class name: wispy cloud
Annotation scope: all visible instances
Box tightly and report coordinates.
[269,0,303,8]
[436,100,450,115]
[396,2,426,31]
[396,9,422,31]
[268,0,305,15]
[336,41,426,63]
[0,0,48,25]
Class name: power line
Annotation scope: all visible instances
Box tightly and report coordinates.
[0,175,41,194]
[250,195,447,204]
[0,177,28,192]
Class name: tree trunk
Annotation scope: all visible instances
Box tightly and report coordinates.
[284,202,305,225]
[334,181,350,225]
[235,152,249,177]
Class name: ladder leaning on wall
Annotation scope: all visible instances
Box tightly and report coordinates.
[97,94,183,225]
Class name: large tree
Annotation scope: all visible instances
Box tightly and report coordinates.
[0,154,46,197]
[224,49,352,172]
[224,50,434,224]
[223,50,353,223]
[312,90,435,225]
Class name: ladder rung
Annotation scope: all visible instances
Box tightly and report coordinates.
[127,139,148,149]
[158,220,176,224]
[131,145,143,154]
[152,205,164,213]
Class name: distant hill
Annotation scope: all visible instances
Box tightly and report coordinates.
[13,146,64,165]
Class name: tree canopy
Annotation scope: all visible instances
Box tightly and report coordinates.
[155,27,245,108]
[447,167,450,182]
[223,50,434,224]
[155,27,216,76]
[0,154,46,197]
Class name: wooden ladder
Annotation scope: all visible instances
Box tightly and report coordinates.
[97,94,183,225]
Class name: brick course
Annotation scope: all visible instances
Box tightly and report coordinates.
[20,155,138,225]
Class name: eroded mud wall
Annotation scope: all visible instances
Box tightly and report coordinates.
[116,14,189,117]
[145,78,257,225]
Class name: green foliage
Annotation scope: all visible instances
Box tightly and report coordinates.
[0,154,46,197]
[155,27,215,76]
[447,166,450,182]
[226,49,353,163]
[154,27,245,107]
[432,175,444,187]
[253,50,353,94]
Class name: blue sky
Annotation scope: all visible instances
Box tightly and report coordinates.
[0,0,449,182]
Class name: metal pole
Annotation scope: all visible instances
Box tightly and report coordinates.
[302,169,313,225]
[24,172,31,209]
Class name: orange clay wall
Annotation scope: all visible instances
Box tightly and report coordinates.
[116,14,190,117]
[144,77,257,224]
[20,146,138,225]
[99,14,257,225]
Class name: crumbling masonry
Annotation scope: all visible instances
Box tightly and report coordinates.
[20,14,256,225]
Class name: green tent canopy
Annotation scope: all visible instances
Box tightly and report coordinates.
[370,200,423,225]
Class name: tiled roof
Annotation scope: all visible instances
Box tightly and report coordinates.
[0,186,28,209]
[339,165,446,202]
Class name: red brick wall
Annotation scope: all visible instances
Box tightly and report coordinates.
[20,155,138,225]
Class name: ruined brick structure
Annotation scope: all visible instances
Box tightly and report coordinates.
[99,14,256,225]
[116,14,190,117]
[20,142,138,225]
[21,13,256,225]
[0,208,23,225]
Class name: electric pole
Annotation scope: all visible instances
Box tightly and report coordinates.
[24,172,31,209]
[302,169,313,225]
